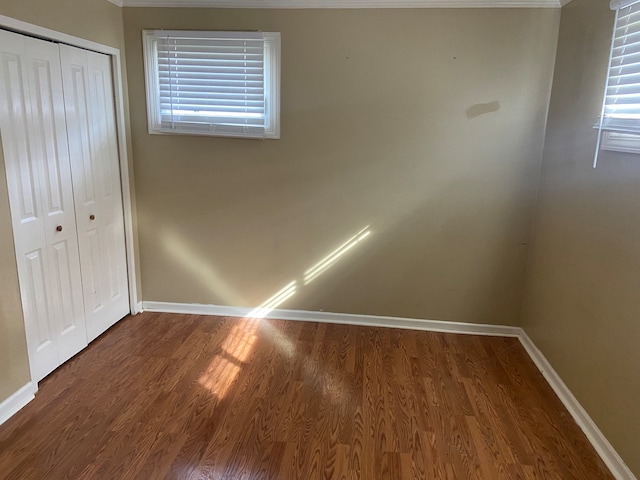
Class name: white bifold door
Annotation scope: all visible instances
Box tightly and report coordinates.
[60,45,129,341]
[0,30,129,382]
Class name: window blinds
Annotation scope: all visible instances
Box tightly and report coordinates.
[601,1,640,133]
[594,0,640,165]
[149,31,266,138]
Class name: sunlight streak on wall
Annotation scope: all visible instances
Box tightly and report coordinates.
[304,226,371,285]
[247,281,297,318]
[161,229,246,306]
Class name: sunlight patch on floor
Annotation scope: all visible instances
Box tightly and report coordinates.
[198,318,259,399]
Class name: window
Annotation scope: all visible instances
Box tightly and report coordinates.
[143,30,280,139]
[597,0,640,159]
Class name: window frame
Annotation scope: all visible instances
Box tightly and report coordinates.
[597,0,640,156]
[142,30,280,140]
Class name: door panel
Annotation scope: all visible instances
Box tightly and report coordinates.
[49,237,85,363]
[86,228,104,314]
[0,30,87,381]
[24,249,53,347]
[24,247,57,380]
[0,49,41,233]
[24,39,88,365]
[60,45,129,342]
[32,59,62,214]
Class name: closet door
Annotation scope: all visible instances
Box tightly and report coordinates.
[60,45,129,342]
[0,30,87,381]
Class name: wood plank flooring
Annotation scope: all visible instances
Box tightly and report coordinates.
[0,312,614,479]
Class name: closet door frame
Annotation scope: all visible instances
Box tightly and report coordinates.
[0,16,140,325]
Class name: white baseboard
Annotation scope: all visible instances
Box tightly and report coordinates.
[141,301,522,337]
[0,382,37,426]
[518,332,636,480]
[142,300,636,480]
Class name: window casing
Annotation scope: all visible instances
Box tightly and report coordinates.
[143,30,280,139]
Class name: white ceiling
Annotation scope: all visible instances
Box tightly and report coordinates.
[108,0,572,8]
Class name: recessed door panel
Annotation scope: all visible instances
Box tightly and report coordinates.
[1,51,40,228]
[31,59,63,215]
[49,237,86,363]
[24,249,53,350]
[87,228,104,313]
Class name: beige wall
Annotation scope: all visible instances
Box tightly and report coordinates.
[0,0,133,403]
[124,7,559,325]
[522,0,640,475]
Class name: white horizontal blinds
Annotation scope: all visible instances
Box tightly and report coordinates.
[156,31,265,138]
[603,1,640,133]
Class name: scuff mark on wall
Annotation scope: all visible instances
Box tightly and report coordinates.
[466,101,501,119]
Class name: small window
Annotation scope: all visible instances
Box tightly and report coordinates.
[142,30,280,139]
[598,0,640,156]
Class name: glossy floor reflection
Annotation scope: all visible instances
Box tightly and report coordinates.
[0,312,614,479]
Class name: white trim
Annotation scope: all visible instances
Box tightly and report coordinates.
[142,301,522,336]
[0,15,119,55]
[594,7,620,168]
[519,332,637,480]
[600,131,640,154]
[264,31,281,139]
[119,0,563,7]
[109,53,140,314]
[0,14,139,314]
[142,300,636,479]
[0,382,37,426]
[107,0,125,5]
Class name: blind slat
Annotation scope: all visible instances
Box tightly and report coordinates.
[159,86,264,94]
[607,82,640,94]
[160,104,265,112]
[159,73,264,80]
[159,95,265,102]
[608,60,640,74]
[612,44,640,57]
[158,78,264,87]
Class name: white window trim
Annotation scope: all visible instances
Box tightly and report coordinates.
[594,120,640,154]
[142,30,280,139]
[601,131,640,153]
[263,32,281,139]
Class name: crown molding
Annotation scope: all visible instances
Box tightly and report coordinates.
[117,0,563,8]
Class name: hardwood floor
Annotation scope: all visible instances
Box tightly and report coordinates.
[0,312,614,479]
